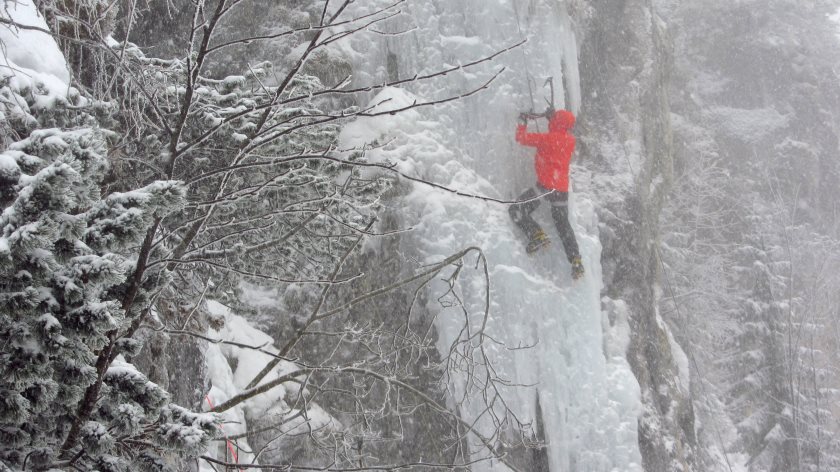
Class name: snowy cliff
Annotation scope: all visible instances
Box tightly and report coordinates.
[7,0,836,470]
[339,1,655,470]
[336,0,724,470]
[192,1,840,469]
[195,1,654,468]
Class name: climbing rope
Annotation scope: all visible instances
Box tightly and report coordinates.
[205,394,244,472]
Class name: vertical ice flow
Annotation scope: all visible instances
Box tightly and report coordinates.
[341,1,643,470]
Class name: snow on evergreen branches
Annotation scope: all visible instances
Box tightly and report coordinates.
[157,405,217,454]
[0,9,210,467]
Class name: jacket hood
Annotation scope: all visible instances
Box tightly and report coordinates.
[549,110,576,132]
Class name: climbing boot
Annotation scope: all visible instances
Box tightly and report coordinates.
[571,256,585,280]
[526,229,550,255]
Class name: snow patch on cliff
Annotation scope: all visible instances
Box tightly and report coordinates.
[201,301,337,470]
[0,0,72,105]
[0,0,69,82]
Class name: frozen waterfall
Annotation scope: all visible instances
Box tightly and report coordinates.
[341,1,644,470]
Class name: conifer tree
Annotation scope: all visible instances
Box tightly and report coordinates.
[0,54,215,472]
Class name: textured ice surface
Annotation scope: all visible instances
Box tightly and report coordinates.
[340,1,644,469]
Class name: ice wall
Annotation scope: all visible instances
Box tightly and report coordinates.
[342,1,643,470]
[347,0,581,195]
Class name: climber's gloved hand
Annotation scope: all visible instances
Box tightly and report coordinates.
[518,113,529,125]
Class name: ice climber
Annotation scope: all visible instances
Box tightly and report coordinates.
[509,109,585,280]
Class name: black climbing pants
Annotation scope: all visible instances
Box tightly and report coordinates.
[509,185,581,263]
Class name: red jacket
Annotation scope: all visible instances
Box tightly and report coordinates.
[516,110,576,192]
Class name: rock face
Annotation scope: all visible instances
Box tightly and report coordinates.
[581,1,840,471]
[575,2,700,470]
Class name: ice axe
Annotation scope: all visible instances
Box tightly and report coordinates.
[543,77,556,117]
[519,76,556,123]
